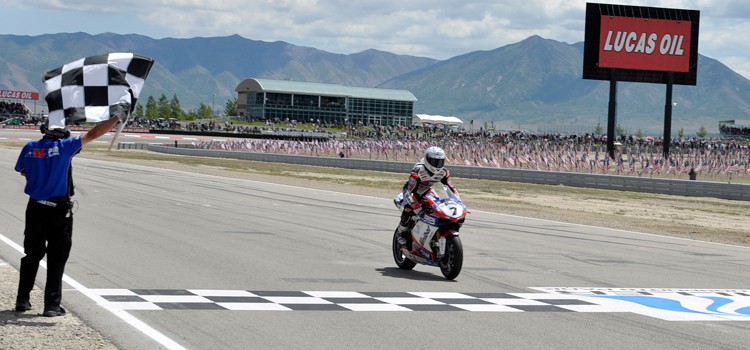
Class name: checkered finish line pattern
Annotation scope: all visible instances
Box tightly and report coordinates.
[90,288,750,321]
[43,53,154,128]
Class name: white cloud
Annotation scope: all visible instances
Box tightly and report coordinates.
[1,0,749,78]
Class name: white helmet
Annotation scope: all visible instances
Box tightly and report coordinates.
[422,146,446,174]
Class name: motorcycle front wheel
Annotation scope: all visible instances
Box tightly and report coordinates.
[392,229,416,270]
[440,235,463,280]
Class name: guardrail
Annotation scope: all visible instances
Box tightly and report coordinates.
[146,144,750,201]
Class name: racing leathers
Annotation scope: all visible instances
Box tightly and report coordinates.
[396,162,460,247]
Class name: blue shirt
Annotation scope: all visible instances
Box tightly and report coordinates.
[15,136,83,200]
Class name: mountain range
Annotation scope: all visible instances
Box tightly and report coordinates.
[1,32,749,133]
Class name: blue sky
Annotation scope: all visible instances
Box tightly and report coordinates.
[2,0,749,79]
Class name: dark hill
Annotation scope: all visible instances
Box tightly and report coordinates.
[1,33,749,133]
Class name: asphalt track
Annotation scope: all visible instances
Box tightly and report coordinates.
[0,138,749,349]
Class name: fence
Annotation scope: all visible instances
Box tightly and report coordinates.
[145,144,750,201]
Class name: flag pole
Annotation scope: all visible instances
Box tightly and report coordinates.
[108,112,131,151]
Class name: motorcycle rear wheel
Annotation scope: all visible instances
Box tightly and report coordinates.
[440,235,463,280]
[392,229,416,270]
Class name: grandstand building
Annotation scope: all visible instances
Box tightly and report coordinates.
[719,120,750,139]
[235,78,417,126]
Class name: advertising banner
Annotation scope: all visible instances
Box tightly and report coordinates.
[0,89,40,101]
[599,16,691,72]
[582,3,700,85]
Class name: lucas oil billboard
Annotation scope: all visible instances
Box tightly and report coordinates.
[583,3,700,85]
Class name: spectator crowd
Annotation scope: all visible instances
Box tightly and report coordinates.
[0,101,30,121]
[124,116,333,135]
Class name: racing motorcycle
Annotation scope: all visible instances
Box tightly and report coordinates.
[392,186,468,280]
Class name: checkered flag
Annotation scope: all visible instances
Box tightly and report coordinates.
[43,53,154,129]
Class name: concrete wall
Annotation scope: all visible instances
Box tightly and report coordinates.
[147,144,750,201]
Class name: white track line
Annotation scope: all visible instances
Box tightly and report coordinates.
[0,233,186,350]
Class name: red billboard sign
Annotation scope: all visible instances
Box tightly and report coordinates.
[598,16,692,72]
[583,3,699,85]
[0,89,40,101]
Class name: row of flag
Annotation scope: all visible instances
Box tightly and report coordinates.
[194,138,750,178]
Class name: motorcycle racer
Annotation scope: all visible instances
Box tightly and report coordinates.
[396,146,461,248]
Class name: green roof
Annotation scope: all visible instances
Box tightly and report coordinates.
[237,78,417,102]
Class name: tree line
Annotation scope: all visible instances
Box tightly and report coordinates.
[134,93,237,120]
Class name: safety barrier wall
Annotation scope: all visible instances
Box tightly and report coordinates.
[117,142,149,150]
[147,144,750,201]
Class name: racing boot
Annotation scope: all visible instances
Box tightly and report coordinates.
[395,223,409,246]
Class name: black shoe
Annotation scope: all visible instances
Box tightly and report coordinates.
[42,306,66,317]
[15,300,32,312]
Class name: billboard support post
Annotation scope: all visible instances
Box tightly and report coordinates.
[663,72,674,157]
[607,71,617,159]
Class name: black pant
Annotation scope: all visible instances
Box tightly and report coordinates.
[17,198,73,309]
